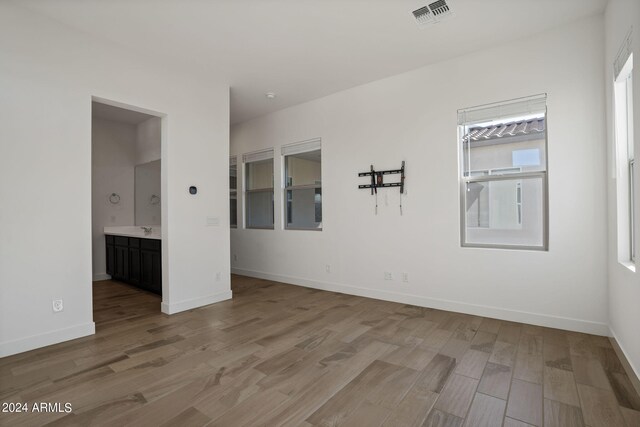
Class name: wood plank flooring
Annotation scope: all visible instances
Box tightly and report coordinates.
[1,275,639,426]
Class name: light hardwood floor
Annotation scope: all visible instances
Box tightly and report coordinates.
[1,275,639,426]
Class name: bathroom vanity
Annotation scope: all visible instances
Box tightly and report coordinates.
[105,226,161,295]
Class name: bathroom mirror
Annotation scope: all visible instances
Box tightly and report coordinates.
[135,160,161,225]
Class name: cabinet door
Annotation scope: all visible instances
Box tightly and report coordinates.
[141,249,162,295]
[114,246,129,281]
[106,243,115,276]
[150,250,162,294]
[128,247,141,286]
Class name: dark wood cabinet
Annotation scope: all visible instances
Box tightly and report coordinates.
[128,247,141,286]
[140,249,162,294]
[114,245,129,281]
[106,235,115,276]
[105,235,161,295]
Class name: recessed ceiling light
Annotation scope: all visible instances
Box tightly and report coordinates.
[265,92,276,100]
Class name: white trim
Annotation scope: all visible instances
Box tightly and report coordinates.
[161,290,232,314]
[243,148,274,164]
[0,322,95,358]
[92,273,111,281]
[281,137,321,156]
[614,28,633,80]
[609,327,640,396]
[458,93,547,126]
[231,268,610,336]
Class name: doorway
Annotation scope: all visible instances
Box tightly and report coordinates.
[91,98,165,321]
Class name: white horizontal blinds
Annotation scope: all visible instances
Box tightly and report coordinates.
[243,148,273,163]
[229,156,237,166]
[614,29,633,79]
[281,138,321,156]
[458,94,547,125]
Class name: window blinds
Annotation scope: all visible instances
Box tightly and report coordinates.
[614,29,633,80]
[281,138,321,156]
[229,156,237,166]
[243,148,273,163]
[458,94,547,126]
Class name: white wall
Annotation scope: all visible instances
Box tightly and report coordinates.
[231,15,609,335]
[91,118,137,280]
[605,0,640,379]
[0,3,231,357]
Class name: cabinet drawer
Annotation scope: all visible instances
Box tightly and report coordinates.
[106,235,114,245]
[114,236,129,247]
[141,239,161,251]
[129,237,140,248]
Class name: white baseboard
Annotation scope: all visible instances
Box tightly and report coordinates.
[0,322,95,358]
[609,328,640,398]
[232,268,610,336]
[92,273,111,281]
[161,290,233,315]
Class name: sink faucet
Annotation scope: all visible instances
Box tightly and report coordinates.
[141,226,152,235]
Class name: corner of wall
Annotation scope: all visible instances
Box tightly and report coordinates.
[609,327,640,399]
[161,290,232,315]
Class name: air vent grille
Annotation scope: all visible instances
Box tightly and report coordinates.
[412,0,453,27]
[429,0,449,16]
[412,6,432,25]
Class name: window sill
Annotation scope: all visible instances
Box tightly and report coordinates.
[246,188,274,193]
[619,260,636,273]
[285,227,323,231]
[246,226,274,230]
[461,242,547,252]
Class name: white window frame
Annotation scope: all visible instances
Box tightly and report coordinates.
[281,138,322,231]
[631,158,636,262]
[458,94,549,251]
[466,167,523,230]
[243,149,274,230]
[230,156,237,228]
[614,42,635,267]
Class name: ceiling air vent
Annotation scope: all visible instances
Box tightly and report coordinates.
[412,0,453,27]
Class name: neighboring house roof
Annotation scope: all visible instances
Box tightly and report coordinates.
[463,118,546,146]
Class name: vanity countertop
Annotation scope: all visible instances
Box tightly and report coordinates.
[104,226,161,240]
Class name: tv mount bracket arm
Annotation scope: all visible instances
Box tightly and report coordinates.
[358,161,406,215]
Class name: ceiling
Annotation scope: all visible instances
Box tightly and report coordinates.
[19,0,607,124]
[92,101,156,125]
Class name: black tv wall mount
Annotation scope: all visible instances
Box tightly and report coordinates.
[358,161,405,194]
[358,161,406,214]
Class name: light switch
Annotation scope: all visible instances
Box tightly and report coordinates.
[206,216,220,226]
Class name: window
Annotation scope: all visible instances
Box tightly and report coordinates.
[458,94,548,250]
[243,149,274,229]
[282,138,322,230]
[230,156,237,228]
[614,38,635,266]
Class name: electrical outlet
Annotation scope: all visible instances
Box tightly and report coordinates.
[402,272,409,283]
[325,264,331,273]
[216,272,221,281]
[384,272,393,281]
[233,254,238,262]
[52,299,63,313]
